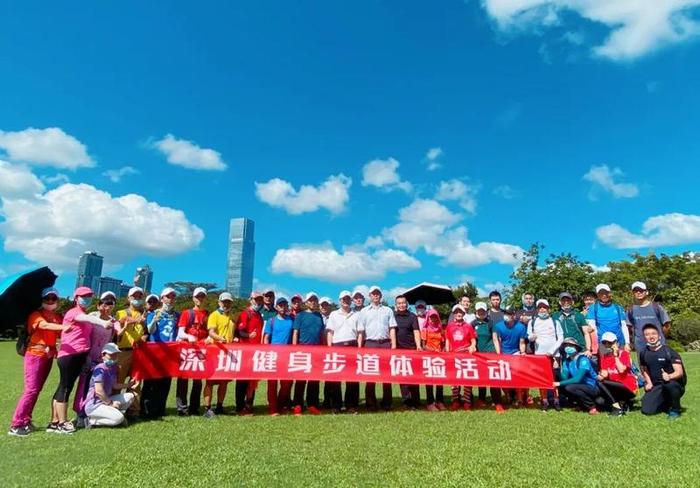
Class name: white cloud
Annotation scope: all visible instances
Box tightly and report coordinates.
[270,243,420,283]
[425,147,443,171]
[0,127,94,169]
[0,181,204,270]
[361,157,413,193]
[255,174,351,215]
[0,160,45,198]
[103,166,140,183]
[596,213,700,249]
[426,226,525,267]
[42,174,70,186]
[583,164,639,200]
[436,179,479,214]
[152,134,226,171]
[589,263,611,272]
[481,0,700,61]
[493,184,518,199]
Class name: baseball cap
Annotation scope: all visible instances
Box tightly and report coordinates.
[319,296,332,305]
[42,287,59,298]
[601,331,618,343]
[452,304,466,313]
[558,292,573,301]
[595,283,611,293]
[276,296,289,305]
[263,288,275,296]
[305,292,319,301]
[100,291,117,301]
[474,302,488,312]
[101,342,121,354]
[218,292,233,302]
[504,305,516,315]
[73,286,93,298]
[415,300,427,308]
[352,289,365,298]
[192,287,207,297]
[160,287,177,297]
[338,290,352,300]
[631,281,647,291]
[146,293,159,303]
[368,285,382,295]
[536,299,550,308]
[291,293,303,302]
[128,286,144,297]
[250,291,262,299]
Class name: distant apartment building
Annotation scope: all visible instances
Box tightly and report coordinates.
[76,251,103,292]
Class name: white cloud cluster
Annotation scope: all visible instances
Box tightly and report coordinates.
[583,164,639,200]
[270,243,420,283]
[361,157,413,193]
[0,127,94,169]
[0,163,205,270]
[481,0,700,61]
[436,179,479,214]
[425,147,443,171]
[103,166,140,183]
[152,134,227,171]
[255,174,352,215]
[596,213,700,249]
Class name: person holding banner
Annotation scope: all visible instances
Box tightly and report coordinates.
[175,287,209,416]
[422,309,446,412]
[325,290,361,414]
[263,296,295,415]
[357,286,397,411]
[202,292,235,418]
[473,302,504,412]
[394,295,422,410]
[527,299,563,411]
[141,287,179,419]
[446,304,476,411]
[292,292,325,415]
[554,337,600,415]
[495,306,528,407]
[235,292,264,415]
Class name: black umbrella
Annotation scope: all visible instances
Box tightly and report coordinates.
[401,282,455,305]
[0,266,58,333]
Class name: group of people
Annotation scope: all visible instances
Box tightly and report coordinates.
[8,279,687,436]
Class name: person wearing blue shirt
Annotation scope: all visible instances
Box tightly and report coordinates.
[291,293,325,415]
[586,283,630,351]
[495,307,528,407]
[263,296,295,415]
[141,287,179,419]
[555,337,601,415]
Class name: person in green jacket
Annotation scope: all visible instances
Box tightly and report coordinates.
[552,292,593,362]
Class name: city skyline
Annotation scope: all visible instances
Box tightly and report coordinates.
[226,218,255,299]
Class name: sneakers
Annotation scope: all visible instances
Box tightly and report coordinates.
[609,408,624,417]
[307,406,322,415]
[58,421,76,434]
[668,411,681,420]
[426,403,439,412]
[292,405,303,416]
[462,402,472,411]
[526,395,535,405]
[203,408,216,419]
[495,404,505,414]
[27,422,37,433]
[553,400,562,412]
[75,416,87,429]
[588,408,599,416]
[540,400,550,412]
[240,407,254,417]
[449,401,461,411]
[8,426,31,437]
[436,402,447,411]
[214,405,224,415]
[46,422,60,433]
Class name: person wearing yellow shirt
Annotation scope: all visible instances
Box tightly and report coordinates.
[202,292,235,418]
[114,287,148,419]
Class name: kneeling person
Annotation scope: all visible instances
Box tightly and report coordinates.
[84,343,137,428]
[640,324,685,419]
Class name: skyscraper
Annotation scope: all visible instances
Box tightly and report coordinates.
[76,251,103,292]
[134,265,154,293]
[226,218,255,298]
[98,276,122,297]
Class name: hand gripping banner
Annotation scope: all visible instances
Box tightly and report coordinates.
[132,343,554,388]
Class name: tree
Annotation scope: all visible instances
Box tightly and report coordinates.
[164,281,219,296]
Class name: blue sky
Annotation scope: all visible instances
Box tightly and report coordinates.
[1,0,699,299]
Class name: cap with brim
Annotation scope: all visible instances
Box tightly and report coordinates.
[291,294,302,302]
[452,304,466,313]
[73,286,93,298]
[415,300,427,308]
[368,285,381,295]
[101,342,121,354]
[250,291,262,299]
[504,305,516,315]
[601,332,618,343]
[319,297,332,305]
[304,292,319,301]
[42,287,59,298]
[595,284,611,293]
[558,292,573,301]
[536,299,550,308]
[562,337,582,350]
[128,287,144,297]
[352,289,365,298]
[100,291,117,301]
[146,294,159,302]
[276,296,289,305]
[474,302,488,312]
[631,281,647,291]
[338,290,352,300]
[192,287,207,297]
[160,287,177,297]
[218,292,233,302]
[263,289,275,296]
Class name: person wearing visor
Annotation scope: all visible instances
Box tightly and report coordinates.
[50,287,114,434]
[597,331,637,416]
[114,287,148,419]
[554,337,600,415]
[9,288,67,437]
[84,343,137,428]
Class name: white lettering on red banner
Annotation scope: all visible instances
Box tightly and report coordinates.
[179,348,206,372]
[455,357,479,380]
[422,356,447,378]
[252,350,278,373]
[487,359,512,381]
[215,349,242,372]
[390,355,414,377]
[356,353,380,376]
[322,352,346,374]
[288,352,313,373]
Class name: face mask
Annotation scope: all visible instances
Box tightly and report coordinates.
[42,303,58,311]
[646,339,662,348]
[564,346,577,356]
[254,304,263,312]
[130,299,144,308]
[162,303,173,312]
[538,312,549,320]
[77,297,92,308]
[104,359,117,367]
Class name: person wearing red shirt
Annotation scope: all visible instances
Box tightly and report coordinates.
[289,294,303,319]
[597,331,637,416]
[445,305,476,411]
[235,291,264,415]
[175,287,209,416]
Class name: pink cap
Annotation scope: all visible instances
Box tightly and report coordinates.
[73,286,93,298]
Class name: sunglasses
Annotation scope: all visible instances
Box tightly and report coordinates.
[43,296,58,303]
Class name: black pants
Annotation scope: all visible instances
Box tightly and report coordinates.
[400,384,420,408]
[477,387,503,404]
[599,380,636,407]
[364,340,393,409]
[641,382,684,415]
[176,378,202,414]
[235,380,257,411]
[562,383,600,409]
[141,378,172,418]
[293,380,320,409]
[425,385,444,404]
[53,352,88,402]
[327,341,359,410]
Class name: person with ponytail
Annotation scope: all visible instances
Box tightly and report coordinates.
[8,288,67,437]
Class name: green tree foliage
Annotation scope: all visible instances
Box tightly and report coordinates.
[164,281,220,296]
[435,283,479,321]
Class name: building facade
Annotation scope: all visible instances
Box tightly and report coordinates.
[135,265,153,293]
[98,276,122,297]
[76,251,104,292]
[226,218,255,298]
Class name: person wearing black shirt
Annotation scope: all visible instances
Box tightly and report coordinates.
[639,324,685,419]
[394,295,421,409]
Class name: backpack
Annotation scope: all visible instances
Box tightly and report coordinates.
[629,361,646,388]
[15,324,30,357]
[626,302,666,347]
[640,346,687,387]
[184,308,209,338]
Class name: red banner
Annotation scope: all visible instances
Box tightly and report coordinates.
[132,343,554,388]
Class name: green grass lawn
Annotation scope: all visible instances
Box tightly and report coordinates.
[0,342,698,487]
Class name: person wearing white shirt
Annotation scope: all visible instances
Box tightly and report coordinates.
[357,286,397,410]
[325,291,362,413]
[527,299,564,411]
